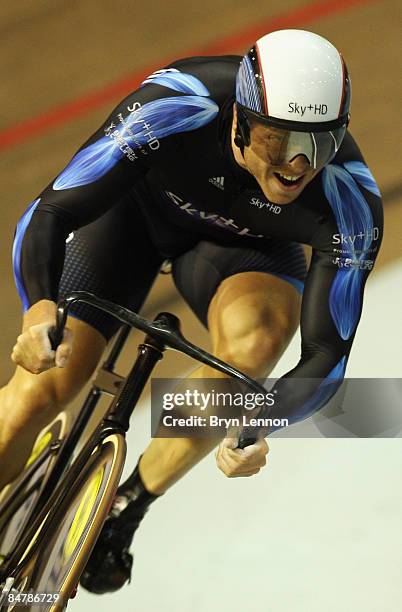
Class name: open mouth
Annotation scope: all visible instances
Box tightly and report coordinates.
[274,172,305,188]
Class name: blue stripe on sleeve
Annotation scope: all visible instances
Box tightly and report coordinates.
[12,198,41,311]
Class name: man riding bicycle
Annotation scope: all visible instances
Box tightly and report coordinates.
[0,29,383,592]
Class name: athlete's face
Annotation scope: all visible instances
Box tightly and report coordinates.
[232,106,318,205]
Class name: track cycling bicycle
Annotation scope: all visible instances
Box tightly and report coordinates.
[0,291,264,610]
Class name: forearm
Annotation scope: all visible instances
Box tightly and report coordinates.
[267,351,347,428]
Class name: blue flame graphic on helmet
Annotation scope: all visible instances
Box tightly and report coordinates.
[236,54,263,113]
[53,73,218,190]
[323,163,379,340]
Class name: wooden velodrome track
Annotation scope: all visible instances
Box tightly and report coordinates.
[1,0,400,389]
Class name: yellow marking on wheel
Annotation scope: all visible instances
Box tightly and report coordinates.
[25,431,52,468]
[62,467,105,562]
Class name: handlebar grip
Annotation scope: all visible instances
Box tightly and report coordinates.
[237,436,257,449]
[48,325,64,351]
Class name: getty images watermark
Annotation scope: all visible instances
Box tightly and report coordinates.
[151,380,289,437]
[151,378,402,438]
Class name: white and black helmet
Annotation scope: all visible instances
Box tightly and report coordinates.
[235,29,351,168]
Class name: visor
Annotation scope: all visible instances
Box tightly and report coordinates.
[242,107,348,170]
[268,126,347,169]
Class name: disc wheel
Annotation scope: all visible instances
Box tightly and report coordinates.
[0,412,72,565]
[0,434,126,611]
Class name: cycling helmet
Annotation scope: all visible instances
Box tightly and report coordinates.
[235,29,351,169]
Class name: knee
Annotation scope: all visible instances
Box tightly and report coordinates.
[216,314,296,378]
[218,330,279,378]
[21,378,62,414]
[208,272,301,378]
[1,374,74,431]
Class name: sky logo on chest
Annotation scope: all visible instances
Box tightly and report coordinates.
[164,191,264,238]
[250,197,282,214]
[208,171,281,215]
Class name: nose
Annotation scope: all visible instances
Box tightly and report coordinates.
[287,154,311,173]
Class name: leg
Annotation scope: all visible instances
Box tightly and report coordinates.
[139,238,306,493]
[140,271,302,494]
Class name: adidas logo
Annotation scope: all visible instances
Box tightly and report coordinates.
[209,176,225,190]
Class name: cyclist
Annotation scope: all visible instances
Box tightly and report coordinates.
[0,30,382,593]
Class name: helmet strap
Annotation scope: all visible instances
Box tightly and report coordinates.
[234,104,251,156]
[234,129,245,154]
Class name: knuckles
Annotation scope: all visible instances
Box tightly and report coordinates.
[231,452,247,466]
[28,327,39,340]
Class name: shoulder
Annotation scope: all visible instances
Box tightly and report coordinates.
[97,56,241,152]
[160,55,241,104]
[105,55,240,118]
[127,54,241,121]
[304,131,383,221]
[331,130,366,165]
[322,132,383,221]
[302,131,383,256]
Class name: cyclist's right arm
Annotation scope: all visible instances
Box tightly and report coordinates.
[12,93,151,374]
[12,65,222,373]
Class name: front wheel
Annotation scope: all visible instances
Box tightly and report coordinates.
[0,412,72,566]
[0,434,126,611]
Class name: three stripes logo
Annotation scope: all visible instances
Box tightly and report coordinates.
[209,176,225,190]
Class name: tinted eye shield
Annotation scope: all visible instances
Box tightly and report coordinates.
[240,106,349,170]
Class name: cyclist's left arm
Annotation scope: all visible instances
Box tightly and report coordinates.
[267,161,384,428]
